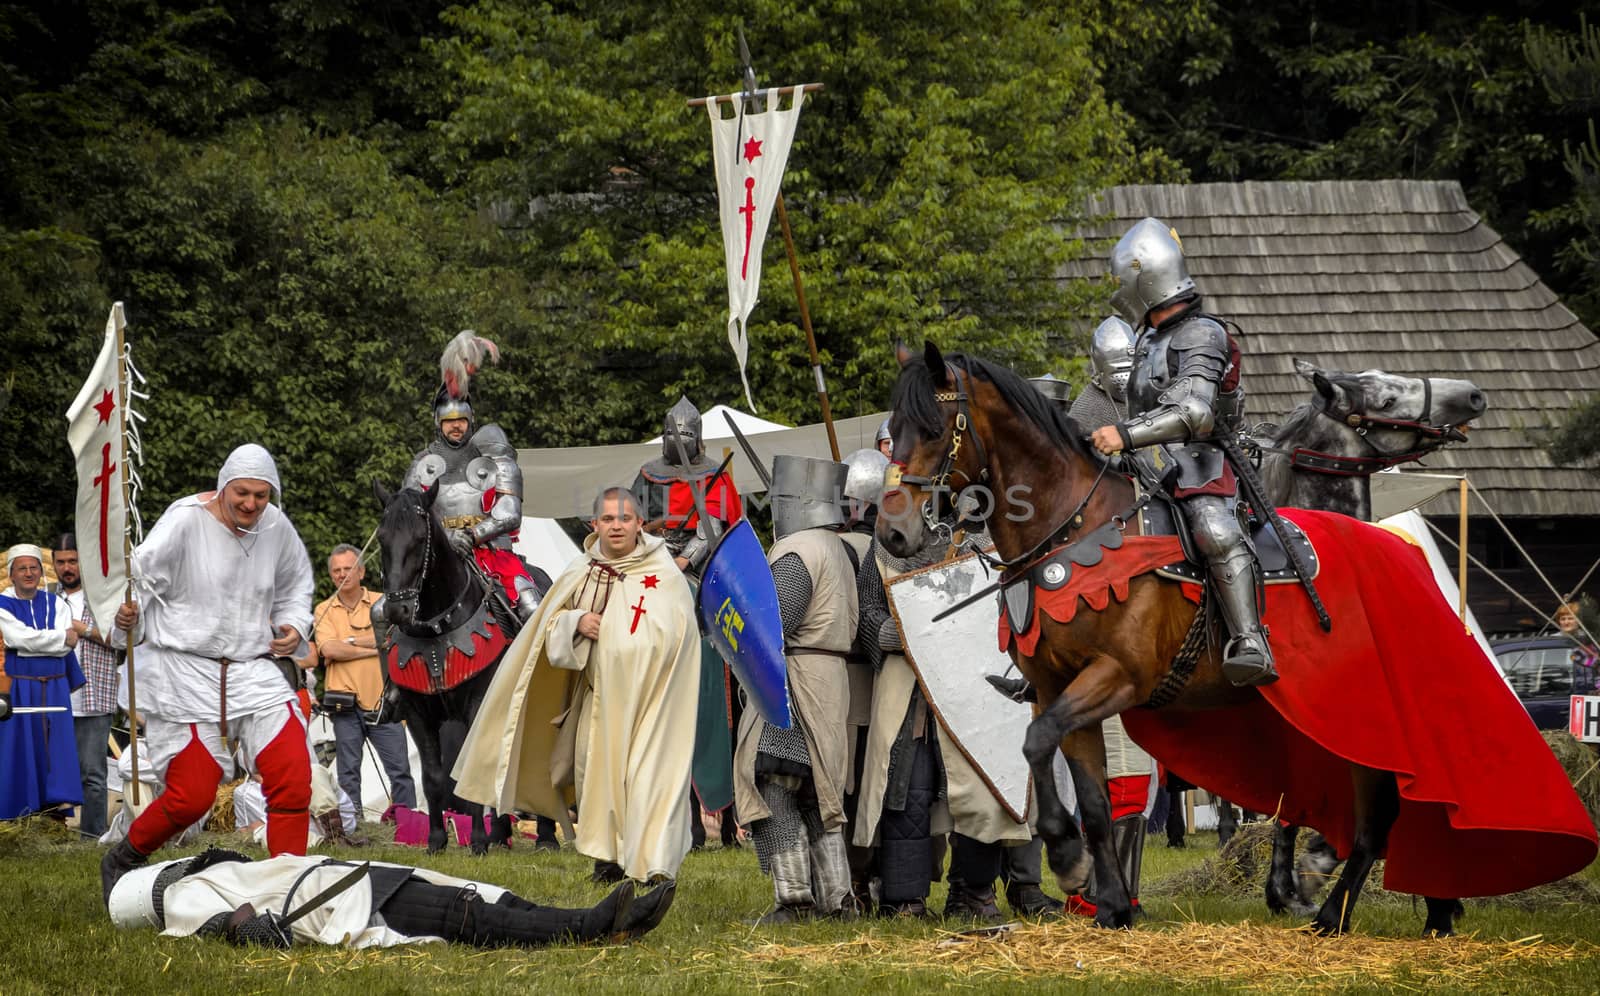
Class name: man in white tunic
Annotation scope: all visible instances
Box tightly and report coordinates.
[101,444,316,899]
[454,487,700,884]
[106,848,675,948]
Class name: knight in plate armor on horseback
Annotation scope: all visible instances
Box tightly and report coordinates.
[1089,218,1276,687]
[402,331,541,621]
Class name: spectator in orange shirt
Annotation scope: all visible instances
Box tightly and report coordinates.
[312,544,415,818]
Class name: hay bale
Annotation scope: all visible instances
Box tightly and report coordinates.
[207,778,247,832]
[1542,730,1600,828]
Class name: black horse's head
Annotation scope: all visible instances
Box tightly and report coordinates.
[372,481,440,628]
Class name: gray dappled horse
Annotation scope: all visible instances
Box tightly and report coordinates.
[1252,359,1486,918]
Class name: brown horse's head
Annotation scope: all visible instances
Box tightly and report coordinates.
[877,341,1099,560]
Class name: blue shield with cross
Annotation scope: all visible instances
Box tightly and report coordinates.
[697,519,791,728]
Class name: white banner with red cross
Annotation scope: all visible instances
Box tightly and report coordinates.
[706,91,806,410]
[65,302,130,631]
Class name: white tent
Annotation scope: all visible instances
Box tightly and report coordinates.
[516,410,890,518]
[646,404,790,443]
[513,515,583,581]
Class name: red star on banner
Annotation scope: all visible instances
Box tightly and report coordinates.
[643,575,659,589]
[93,389,116,425]
[742,136,763,163]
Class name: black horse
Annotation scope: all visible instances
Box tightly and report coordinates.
[373,482,515,854]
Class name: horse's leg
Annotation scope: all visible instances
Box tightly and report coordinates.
[1216,796,1239,849]
[407,712,452,854]
[1060,742,1133,930]
[1312,767,1399,935]
[1265,823,1300,915]
[437,712,489,856]
[1422,896,1460,938]
[1295,831,1340,907]
[1023,697,1088,897]
[1022,658,1139,928]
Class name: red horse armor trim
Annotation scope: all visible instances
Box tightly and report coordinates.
[387,617,509,695]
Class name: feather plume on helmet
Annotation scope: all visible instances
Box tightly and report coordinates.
[440,330,500,400]
[432,330,500,444]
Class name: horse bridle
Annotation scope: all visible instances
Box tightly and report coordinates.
[384,495,481,638]
[889,358,1108,575]
[1277,376,1469,477]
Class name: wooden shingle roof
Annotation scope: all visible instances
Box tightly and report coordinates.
[1066,181,1600,517]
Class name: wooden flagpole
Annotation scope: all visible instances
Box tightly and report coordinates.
[116,312,140,804]
[774,190,840,462]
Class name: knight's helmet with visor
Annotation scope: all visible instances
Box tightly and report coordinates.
[1088,316,1136,403]
[1109,218,1196,328]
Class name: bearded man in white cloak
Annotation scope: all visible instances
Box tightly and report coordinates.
[100,444,315,901]
[454,487,700,885]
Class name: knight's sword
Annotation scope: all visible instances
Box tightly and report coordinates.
[668,433,736,564]
[281,862,371,927]
[725,418,773,490]
[1218,433,1333,632]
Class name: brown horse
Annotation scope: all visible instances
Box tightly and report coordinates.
[875,342,1462,934]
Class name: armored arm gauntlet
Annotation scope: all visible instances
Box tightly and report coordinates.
[470,428,524,546]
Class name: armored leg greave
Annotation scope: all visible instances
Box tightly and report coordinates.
[514,576,542,621]
[1210,551,1277,685]
[805,827,853,915]
[754,777,815,915]
[1187,496,1277,686]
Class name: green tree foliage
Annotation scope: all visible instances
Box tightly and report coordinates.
[430,0,1178,427]
[1527,15,1600,468]
[1094,1,1600,318]
[1,1,1161,577]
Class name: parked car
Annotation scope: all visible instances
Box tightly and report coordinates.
[1490,636,1595,731]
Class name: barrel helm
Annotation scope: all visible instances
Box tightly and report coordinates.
[1109,217,1196,329]
[770,455,848,540]
[1088,316,1137,403]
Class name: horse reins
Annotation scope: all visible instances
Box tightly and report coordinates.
[1265,377,1469,477]
[890,358,1113,579]
[384,495,480,639]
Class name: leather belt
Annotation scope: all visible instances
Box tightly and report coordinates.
[218,658,233,749]
[789,647,849,660]
[441,514,486,530]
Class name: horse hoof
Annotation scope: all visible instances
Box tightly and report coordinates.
[1310,914,1345,937]
[1422,926,1455,939]
[426,832,448,854]
[1093,908,1134,930]
[469,841,489,856]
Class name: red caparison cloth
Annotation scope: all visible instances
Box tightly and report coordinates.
[1011,509,1598,898]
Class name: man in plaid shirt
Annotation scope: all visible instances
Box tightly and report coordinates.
[52,534,120,840]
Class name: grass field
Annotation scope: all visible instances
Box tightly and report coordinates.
[3,819,1598,995]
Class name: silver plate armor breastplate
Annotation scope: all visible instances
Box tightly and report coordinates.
[1125,317,1231,491]
[404,423,523,550]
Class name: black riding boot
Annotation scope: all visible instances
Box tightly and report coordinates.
[379,881,633,947]
[1002,837,1064,916]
